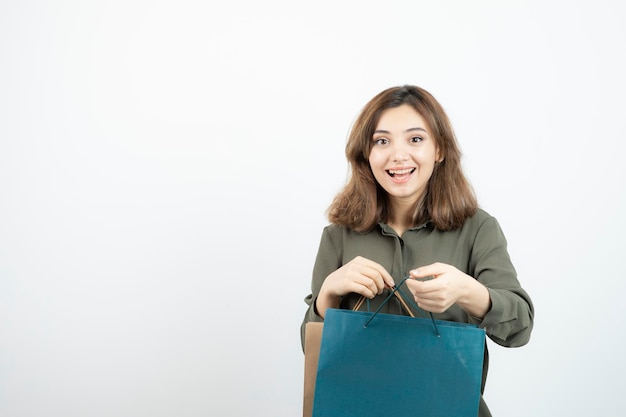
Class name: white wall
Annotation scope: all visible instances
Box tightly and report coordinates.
[1,1,624,416]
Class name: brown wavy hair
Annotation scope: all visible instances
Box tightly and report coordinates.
[327,85,477,232]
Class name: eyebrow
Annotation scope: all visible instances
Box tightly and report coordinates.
[373,127,428,135]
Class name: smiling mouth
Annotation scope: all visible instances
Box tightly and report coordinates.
[387,168,415,177]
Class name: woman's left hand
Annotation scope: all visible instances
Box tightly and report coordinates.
[406,262,491,318]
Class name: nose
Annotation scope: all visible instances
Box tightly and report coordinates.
[391,140,409,162]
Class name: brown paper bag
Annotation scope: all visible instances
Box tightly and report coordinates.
[303,321,324,417]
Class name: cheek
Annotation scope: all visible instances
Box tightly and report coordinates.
[367,155,388,183]
[368,151,384,169]
[415,149,438,167]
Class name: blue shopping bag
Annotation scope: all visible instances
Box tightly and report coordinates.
[312,288,486,417]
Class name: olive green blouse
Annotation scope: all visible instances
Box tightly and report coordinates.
[301,208,534,417]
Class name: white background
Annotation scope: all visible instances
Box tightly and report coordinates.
[1,1,625,416]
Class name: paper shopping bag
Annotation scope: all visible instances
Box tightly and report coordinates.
[312,308,486,417]
[303,322,323,417]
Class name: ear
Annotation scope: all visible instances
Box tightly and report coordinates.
[436,148,444,163]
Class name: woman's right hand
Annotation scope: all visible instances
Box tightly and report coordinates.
[315,256,395,318]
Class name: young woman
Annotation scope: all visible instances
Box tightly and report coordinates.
[301,85,534,417]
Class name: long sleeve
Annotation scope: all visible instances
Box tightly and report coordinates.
[300,226,342,350]
[467,215,534,347]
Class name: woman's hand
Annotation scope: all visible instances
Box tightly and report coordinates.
[406,262,491,318]
[315,256,395,318]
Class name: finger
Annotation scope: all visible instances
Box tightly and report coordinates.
[381,269,396,288]
[348,261,389,293]
[358,272,386,296]
[347,277,378,299]
[414,298,448,314]
[360,259,395,288]
[409,262,447,280]
[409,289,436,312]
[408,283,447,311]
[405,277,439,296]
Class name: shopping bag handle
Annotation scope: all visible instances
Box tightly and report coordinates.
[360,276,441,337]
[353,286,413,316]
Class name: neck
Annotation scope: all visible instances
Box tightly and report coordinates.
[387,202,414,236]
[387,194,425,235]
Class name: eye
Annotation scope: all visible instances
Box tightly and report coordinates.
[410,136,423,143]
[373,137,389,145]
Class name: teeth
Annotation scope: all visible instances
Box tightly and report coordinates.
[388,168,414,175]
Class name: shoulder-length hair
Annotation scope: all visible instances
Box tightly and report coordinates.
[327,85,477,232]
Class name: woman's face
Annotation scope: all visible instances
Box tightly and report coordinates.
[368,104,440,206]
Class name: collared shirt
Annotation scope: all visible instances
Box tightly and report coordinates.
[301,208,534,417]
